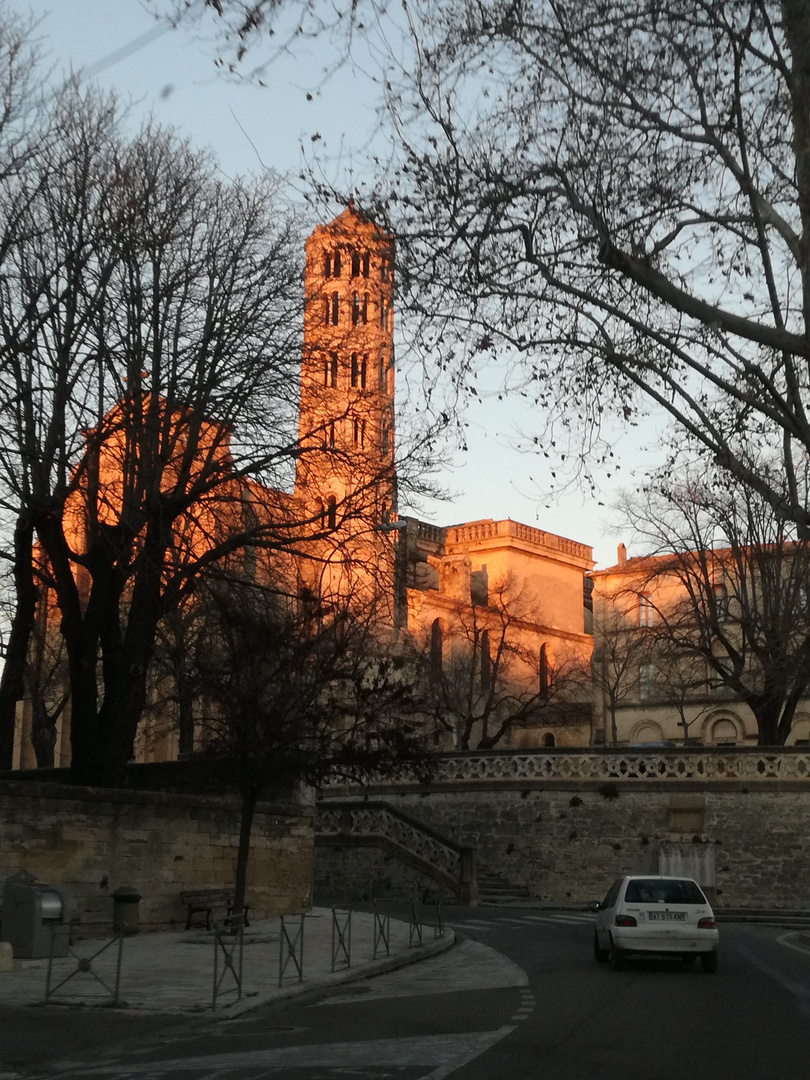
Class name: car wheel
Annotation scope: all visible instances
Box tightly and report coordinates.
[700,951,718,973]
[610,944,626,971]
[594,931,609,963]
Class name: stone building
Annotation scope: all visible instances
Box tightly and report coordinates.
[11,205,595,767]
[590,543,810,747]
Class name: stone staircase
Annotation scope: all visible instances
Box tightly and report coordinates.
[475,863,533,906]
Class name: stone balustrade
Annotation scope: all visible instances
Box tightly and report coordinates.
[431,747,810,782]
[316,800,476,900]
[323,748,810,791]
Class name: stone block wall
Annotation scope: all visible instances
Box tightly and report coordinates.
[316,783,810,908]
[0,780,313,934]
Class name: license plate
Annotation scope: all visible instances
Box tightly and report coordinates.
[647,911,685,921]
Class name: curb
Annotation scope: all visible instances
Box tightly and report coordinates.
[220,928,456,1018]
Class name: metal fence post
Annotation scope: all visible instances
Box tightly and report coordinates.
[372,903,390,959]
[279,912,305,987]
[408,884,423,947]
[212,913,245,1010]
[331,908,352,972]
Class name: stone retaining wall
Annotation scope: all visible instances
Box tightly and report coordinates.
[0,780,313,934]
[317,783,810,908]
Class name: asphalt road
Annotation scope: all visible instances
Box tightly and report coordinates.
[7,906,810,1080]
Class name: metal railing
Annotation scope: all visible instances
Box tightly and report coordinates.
[278,913,305,987]
[44,926,124,1006]
[331,908,352,972]
[212,912,245,1010]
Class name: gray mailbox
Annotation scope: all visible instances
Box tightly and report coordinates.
[2,869,70,958]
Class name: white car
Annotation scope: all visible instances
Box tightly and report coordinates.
[590,875,719,972]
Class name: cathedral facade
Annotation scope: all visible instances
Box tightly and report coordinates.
[11,206,596,768]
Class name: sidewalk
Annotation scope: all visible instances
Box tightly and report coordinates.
[0,908,455,1017]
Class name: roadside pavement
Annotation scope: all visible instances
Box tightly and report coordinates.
[0,907,453,1018]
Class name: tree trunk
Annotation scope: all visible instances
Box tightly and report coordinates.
[233,784,260,919]
[0,519,37,770]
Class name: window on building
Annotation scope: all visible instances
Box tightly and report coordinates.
[480,630,492,691]
[361,293,368,324]
[333,250,341,277]
[710,718,738,745]
[352,292,360,325]
[539,643,550,699]
[323,296,330,325]
[323,253,332,278]
[351,353,359,387]
[322,355,329,386]
[638,663,655,700]
[713,583,730,622]
[430,619,443,680]
[360,355,367,389]
[329,352,338,388]
[351,250,361,277]
[379,292,386,330]
[329,421,336,449]
[380,255,389,281]
[330,292,339,325]
[362,251,370,277]
[378,353,385,390]
[542,732,556,748]
[353,418,366,448]
[381,422,390,457]
[639,593,654,627]
[326,495,337,530]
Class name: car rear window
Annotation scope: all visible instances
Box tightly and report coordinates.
[624,879,706,904]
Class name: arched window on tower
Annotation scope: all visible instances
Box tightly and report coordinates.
[327,495,337,530]
[480,629,492,691]
[330,352,338,388]
[322,355,329,386]
[328,421,336,449]
[379,291,386,330]
[361,293,368,324]
[352,292,360,325]
[351,250,361,277]
[430,619,443,681]
[360,354,367,389]
[381,422,390,458]
[323,253,331,277]
[362,251,370,277]
[353,418,366,448]
[380,255,390,281]
[333,249,341,276]
[539,644,550,699]
[351,353,359,387]
[330,292,339,325]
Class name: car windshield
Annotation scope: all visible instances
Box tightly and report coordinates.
[624,879,706,905]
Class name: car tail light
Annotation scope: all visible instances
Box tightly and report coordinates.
[698,917,716,929]
[614,914,637,927]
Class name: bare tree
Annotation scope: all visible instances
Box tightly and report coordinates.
[589,605,651,747]
[421,575,589,750]
[619,468,810,745]
[186,569,427,916]
[0,80,320,780]
[153,2,810,547]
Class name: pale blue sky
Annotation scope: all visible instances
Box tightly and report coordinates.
[15,0,652,568]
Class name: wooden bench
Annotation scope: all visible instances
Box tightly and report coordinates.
[180,890,250,931]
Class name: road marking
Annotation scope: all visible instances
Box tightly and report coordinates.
[54,1028,519,1078]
